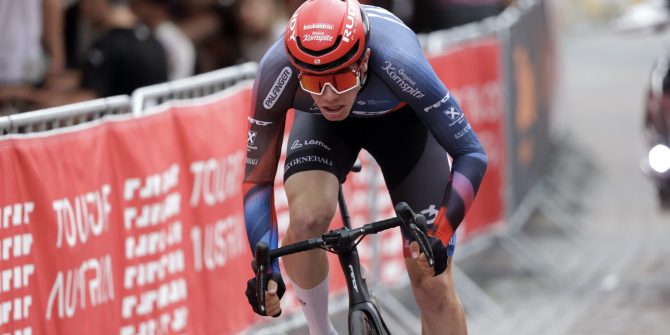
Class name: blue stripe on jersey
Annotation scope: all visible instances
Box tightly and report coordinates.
[244,184,280,272]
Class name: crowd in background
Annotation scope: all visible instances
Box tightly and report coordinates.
[0,0,512,115]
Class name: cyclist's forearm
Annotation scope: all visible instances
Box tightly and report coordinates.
[432,150,488,243]
[243,182,280,272]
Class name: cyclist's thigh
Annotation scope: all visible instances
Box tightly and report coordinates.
[284,111,361,184]
[363,106,456,257]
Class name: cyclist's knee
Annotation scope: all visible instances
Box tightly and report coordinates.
[287,202,336,239]
[407,258,459,312]
[412,272,459,313]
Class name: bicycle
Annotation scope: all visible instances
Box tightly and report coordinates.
[252,165,435,334]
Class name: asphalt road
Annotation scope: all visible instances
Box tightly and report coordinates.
[248,2,670,334]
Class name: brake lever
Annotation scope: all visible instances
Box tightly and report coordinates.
[254,242,270,316]
[409,214,435,268]
[395,202,435,268]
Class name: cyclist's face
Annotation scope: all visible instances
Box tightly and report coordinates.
[309,49,370,121]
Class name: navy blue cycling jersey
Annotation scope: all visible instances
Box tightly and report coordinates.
[243,5,487,271]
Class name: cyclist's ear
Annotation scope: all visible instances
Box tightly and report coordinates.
[361,48,371,73]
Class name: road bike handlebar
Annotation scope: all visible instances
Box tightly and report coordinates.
[253,202,434,315]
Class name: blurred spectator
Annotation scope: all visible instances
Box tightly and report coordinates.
[439,0,510,28]
[63,0,105,70]
[235,0,288,63]
[0,0,65,85]
[412,0,512,32]
[0,0,168,110]
[131,0,196,80]
[178,0,240,73]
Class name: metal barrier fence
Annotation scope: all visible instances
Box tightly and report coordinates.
[0,95,131,135]
[131,62,257,115]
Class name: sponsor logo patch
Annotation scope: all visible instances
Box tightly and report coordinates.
[248,116,273,126]
[285,155,333,170]
[247,131,258,151]
[381,61,425,99]
[263,67,292,109]
[424,93,450,113]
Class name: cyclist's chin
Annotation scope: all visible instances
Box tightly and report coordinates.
[320,107,351,121]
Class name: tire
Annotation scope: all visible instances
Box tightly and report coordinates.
[349,310,379,335]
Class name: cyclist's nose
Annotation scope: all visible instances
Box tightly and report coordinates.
[322,85,340,102]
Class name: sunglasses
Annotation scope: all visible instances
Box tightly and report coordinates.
[298,68,361,95]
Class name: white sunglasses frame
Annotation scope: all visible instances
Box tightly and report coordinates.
[298,69,362,96]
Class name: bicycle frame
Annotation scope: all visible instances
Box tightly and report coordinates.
[254,177,433,334]
[334,182,390,333]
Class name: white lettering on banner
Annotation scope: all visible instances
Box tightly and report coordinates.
[45,255,114,320]
[0,234,33,261]
[191,214,246,272]
[120,306,188,335]
[52,185,111,249]
[0,202,34,230]
[0,264,34,293]
[125,221,182,260]
[264,67,292,109]
[381,61,425,99]
[0,202,36,333]
[189,151,244,207]
[123,193,181,231]
[450,82,502,124]
[123,164,179,201]
[123,250,185,289]
[121,278,187,319]
[121,162,189,332]
[0,296,32,326]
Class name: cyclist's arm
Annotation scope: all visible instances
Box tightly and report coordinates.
[370,19,488,244]
[243,40,298,272]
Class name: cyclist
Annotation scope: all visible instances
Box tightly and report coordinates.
[243,0,488,334]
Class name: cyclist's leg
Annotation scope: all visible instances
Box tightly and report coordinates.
[282,111,360,335]
[364,107,466,335]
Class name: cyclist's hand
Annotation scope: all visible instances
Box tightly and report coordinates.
[264,279,282,316]
[245,272,286,317]
[410,236,450,276]
[410,241,435,276]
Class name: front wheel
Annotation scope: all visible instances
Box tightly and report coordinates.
[349,310,379,335]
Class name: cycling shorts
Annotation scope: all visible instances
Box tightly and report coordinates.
[284,105,456,257]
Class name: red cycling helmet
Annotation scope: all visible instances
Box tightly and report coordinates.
[284,0,370,75]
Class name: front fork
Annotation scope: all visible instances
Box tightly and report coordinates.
[337,249,390,334]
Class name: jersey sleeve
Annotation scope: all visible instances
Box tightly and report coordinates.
[368,9,488,244]
[243,38,299,272]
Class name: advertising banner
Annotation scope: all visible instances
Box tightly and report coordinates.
[0,85,257,335]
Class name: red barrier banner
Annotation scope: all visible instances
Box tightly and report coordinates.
[427,38,507,240]
[0,85,257,335]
